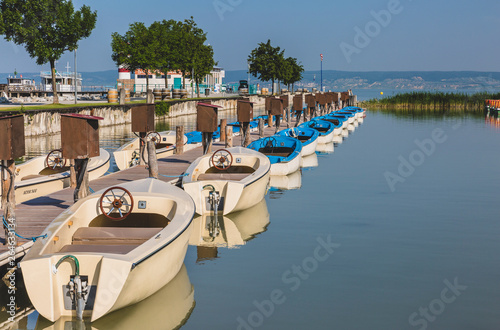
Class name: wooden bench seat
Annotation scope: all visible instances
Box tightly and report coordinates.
[262,153,291,157]
[196,173,251,181]
[59,244,138,254]
[72,227,163,245]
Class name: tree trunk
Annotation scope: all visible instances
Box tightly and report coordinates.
[146,73,150,93]
[196,82,200,98]
[182,71,186,89]
[164,74,168,90]
[271,79,275,95]
[292,83,295,93]
[50,59,59,104]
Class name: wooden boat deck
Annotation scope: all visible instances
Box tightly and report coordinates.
[0,120,293,259]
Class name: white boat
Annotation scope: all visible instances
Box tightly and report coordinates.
[182,147,270,215]
[6,148,110,204]
[247,136,302,176]
[269,170,302,190]
[113,131,187,171]
[40,69,82,92]
[276,127,319,157]
[35,264,195,330]
[189,199,270,249]
[20,178,196,322]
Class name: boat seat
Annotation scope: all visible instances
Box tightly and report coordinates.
[59,244,138,254]
[262,153,290,157]
[20,174,45,181]
[196,173,250,181]
[72,227,162,245]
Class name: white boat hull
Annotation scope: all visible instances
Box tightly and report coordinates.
[20,178,195,322]
[300,138,319,156]
[113,131,186,171]
[182,147,271,215]
[10,148,110,204]
[317,130,334,144]
[269,152,301,176]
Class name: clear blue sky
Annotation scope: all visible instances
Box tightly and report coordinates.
[1,0,499,74]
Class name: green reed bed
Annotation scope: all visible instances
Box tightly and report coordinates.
[361,91,500,112]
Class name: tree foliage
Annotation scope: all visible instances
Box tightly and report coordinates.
[111,17,215,93]
[248,40,284,95]
[248,40,303,94]
[111,22,159,91]
[0,0,97,103]
[192,44,216,97]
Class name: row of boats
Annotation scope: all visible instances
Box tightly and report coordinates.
[17,105,365,323]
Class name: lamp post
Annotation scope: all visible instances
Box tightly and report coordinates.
[74,49,77,104]
[320,54,323,92]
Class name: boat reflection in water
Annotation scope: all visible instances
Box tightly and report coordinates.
[35,264,195,330]
[300,152,318,168]
[269,170,302,191]
[189,199,270,261]
[485,111,499,129]
[316,142,335,155]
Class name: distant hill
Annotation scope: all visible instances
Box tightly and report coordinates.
[0,70,117,87]
[2,69,499,91]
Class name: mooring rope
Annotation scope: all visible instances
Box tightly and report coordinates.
[159,173,189,178]
[2,215,47,242]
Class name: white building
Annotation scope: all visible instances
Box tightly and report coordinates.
[117,66,225,94]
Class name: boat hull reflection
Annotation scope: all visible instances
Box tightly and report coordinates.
[189,199,270,250]
[269,170,302,191]
[300,152,318,168]
[35,264,195,330]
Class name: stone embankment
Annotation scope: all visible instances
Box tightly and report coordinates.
[9,96,264,137]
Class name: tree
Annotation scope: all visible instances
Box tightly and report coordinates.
[192,44,215,97]
[150,19,178,89]
[285,57,304,92]
[111,22,159,92]
[175,17,207,89]
[0,0,97,103]
[276,54,291,93]
[248,40,284,95]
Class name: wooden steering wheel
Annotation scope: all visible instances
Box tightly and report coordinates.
[211,149,233,170]
[99,187,134,220]
[146,132,161,146]
[45,149,66,169]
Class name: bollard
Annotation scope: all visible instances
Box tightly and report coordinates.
[226,126,233,148]
[242,122,251,147]
[220,119,227,143]
[176,126,184,155]
[146,89,154,104]
[147,140,158,179]
[258,118,264,138]
[119,88,126,105]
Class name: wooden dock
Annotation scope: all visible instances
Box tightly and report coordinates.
[0,120,292,263]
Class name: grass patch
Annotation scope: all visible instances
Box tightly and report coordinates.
[0,95,243,113]
[361,91,500,112]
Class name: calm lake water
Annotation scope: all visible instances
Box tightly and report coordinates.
[3,107,500,329]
